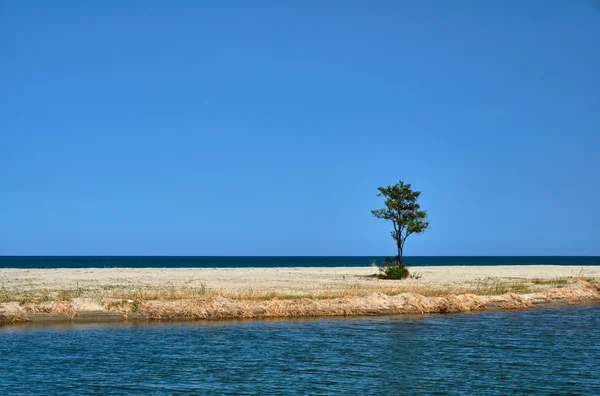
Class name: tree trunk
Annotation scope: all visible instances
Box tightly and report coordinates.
[397,244,403,266]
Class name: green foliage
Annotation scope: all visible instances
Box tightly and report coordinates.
[372,181,429,266]
[378,257,410,280]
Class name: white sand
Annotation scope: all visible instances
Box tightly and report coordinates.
[1,266,598,293]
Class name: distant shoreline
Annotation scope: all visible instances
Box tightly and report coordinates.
[2,266,599,325]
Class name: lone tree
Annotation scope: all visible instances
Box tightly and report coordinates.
[372,181,429,278]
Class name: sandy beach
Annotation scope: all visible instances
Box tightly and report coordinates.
[1,266,599,324]
[3,265,599,292]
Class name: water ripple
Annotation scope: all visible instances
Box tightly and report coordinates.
[1,306,599,394]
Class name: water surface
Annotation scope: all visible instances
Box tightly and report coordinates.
[1,306,599,394]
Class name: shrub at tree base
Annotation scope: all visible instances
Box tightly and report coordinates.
[378,257,410,280]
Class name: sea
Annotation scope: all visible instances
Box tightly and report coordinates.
[1,255,599,268]
[1,306,599,394]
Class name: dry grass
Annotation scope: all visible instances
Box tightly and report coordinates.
[128,280,600,321]
[531,277,570,286]
[0,277,597,305]
[2,278,599,324]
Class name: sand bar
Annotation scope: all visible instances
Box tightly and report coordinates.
[1,266,599,324]
[2,265,599,292]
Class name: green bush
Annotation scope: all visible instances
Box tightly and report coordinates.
[378,257,410,280]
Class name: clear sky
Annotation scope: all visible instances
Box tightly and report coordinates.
[1,1,599,256]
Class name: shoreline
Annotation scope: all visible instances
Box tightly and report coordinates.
[6,301,600,328]
[2,266,599,325]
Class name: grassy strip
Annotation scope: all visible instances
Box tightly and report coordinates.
[1,277,597,305]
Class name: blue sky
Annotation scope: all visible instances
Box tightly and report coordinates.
[1,1,599,256]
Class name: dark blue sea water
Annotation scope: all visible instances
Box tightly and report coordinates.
[0,256,599,268]
[1,305,599,394]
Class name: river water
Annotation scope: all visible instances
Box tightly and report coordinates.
[1,305,598,394]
